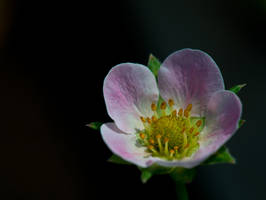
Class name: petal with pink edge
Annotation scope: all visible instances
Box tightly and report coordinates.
[101,123,155,168]
[158,49,224,115]
[103,63,159,134]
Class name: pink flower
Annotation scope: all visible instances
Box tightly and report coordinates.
[101,49,242,168]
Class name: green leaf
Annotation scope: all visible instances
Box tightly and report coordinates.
[238,119,246,128]
[141,170,153,183]
[170,168,196,184]
[147,54,161,77]
[203,146,235,165]
[229,83,246,94]
[86,122,103,130]
[108,154,132,165]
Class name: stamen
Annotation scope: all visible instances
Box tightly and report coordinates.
[151,115,157,122]
[160,101,166,110]
[140,133,145,139]
[140,116,146,123]
[194,132,200,136]
[147,117,152,124]
[170,149,174,157]
[189,127,194,134]
[178,108,183,117]
[168,99,174,107]
[149,139,155,144]
[148,145,157,154]
[156,134,162,152]
[184,110,189,118]
[151,103,157,111]
[196,120,202,127]
[164,138,169,154]
[172,110,177,116]
[186,104,192,112]
[174,146,179,150]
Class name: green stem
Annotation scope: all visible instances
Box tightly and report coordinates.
[176,182,189,200]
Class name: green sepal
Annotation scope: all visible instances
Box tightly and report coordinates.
[238,119,246,128]
[147,54,161,78]
[86,122,103,130]
[139,164,196,184]
[170,167,196,184]
[141,170,153,184]
[202,145,235,165]
[108,154,132,165]
[229,83,246,94]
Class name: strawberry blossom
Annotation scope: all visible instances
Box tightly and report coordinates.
[101,49,242,168]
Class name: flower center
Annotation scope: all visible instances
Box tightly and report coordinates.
[138,99,204,160]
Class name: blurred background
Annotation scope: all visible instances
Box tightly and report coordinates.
[1,0,265,199]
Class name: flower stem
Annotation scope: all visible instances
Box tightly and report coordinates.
[175,182,189,200]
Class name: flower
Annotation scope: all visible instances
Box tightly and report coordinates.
[101,49,242,168]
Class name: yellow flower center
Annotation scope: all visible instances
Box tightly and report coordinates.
[138,99,204,160]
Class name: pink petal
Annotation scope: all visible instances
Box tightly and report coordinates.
[101,123,154,168]
[103,63,159,133]
[158,49,224,115]
[187,90,241,167]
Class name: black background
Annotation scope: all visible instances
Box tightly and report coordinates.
[1,0,266,199]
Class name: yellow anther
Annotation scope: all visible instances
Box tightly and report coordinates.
[194,132,200,136]
[186,104,192,112]
[170,149,175,157]
[189,127,194,134]
[174,146,179,150]
[181,127,186,133]
[148,145,154,150]
[172,110,177,116]
[152,115,157,122]
[151,103,157,111]
[160,101,167,110]
[178,108,183,117]
[140,116,146,123]
[147,117,152,124]
[164,137,169,143]
[184,110,189,118]
[149,139,155,144]
[156,134,162,139]
[148,145,157,154]
[140,133,145,139]
[196,120,202,127]
[168,99,174,107]
[184,143,190,149]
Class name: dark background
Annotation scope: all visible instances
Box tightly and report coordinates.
[1,0,265,199]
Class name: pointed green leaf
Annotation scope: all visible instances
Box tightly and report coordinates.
[141,170,153,183]
[238,119,246,128]
[86,122,103,130]
[203,146,235,165]
[147,54,161,77]
[108,154,132,165]
[229,83,246,94]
